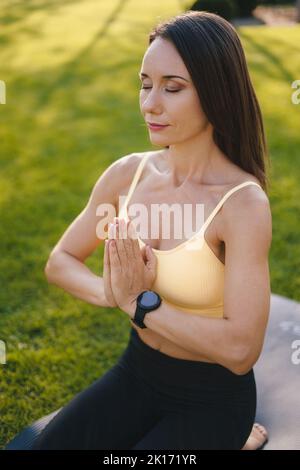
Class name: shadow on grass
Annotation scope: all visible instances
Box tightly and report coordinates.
[0,0,84,26]
[239,29,295,84]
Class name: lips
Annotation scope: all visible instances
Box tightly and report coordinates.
[148,122,168,126]
[147,122,169,130]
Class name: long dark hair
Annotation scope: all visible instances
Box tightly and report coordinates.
[148,10,271,194]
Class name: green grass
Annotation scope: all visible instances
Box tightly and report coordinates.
[0,0,299,448]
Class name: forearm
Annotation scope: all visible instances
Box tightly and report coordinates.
[130,301,247,373]
[45,251,109,307]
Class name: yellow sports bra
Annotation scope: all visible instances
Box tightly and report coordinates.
[118,153,262,318]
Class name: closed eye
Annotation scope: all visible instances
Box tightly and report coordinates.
[140,86,181,93]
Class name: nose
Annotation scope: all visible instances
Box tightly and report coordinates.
[140,87,164,115]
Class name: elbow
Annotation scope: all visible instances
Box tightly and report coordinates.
[44,263,52,283]
[227,344,257,376]
[44,252,59,284]
[230,362,253,376]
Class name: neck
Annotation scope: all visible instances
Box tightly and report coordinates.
[164,128,230,188]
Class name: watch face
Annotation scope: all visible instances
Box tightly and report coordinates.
[139,290,160,309]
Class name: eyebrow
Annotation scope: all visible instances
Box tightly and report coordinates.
[139,72,189,82]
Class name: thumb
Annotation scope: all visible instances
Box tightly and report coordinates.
[145,244,157,271]
[141,244,148,264]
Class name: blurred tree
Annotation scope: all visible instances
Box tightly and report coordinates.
[189,0,237,20]
[235,0,258,17]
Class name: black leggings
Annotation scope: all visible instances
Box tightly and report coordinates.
[31,327,256,450]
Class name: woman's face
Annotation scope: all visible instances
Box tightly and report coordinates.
[139,37,210,147]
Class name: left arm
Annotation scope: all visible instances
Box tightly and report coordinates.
[128,194,272,375]
[107,193,272,375]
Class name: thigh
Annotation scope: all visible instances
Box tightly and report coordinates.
[31,363,160,450]
[130,406,242,450]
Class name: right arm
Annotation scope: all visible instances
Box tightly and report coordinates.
[44,153,142,307]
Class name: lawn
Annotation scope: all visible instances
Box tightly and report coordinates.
[0,0,299,448]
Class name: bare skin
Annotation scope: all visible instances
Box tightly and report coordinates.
[135,37,272,366]
[44,35,272,452]
[123,150,267,364]
[45,153,270,449]
[242,423,268,450]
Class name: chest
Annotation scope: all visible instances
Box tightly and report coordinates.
[126,174,225,262]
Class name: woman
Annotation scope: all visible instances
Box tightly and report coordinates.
[29,11,271,449]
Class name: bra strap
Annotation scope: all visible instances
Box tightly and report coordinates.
[119,152,149,218]
[200,181,262,234]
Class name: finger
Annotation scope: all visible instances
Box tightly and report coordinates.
[109,238,121,268]
[121,219,135,261]
[128,220,143,261]
[145,244,157,271]
[104,240,117,304]
[114,221,128,270]
[118,217,127,241]
[108,221,117,239]
[119,218,132,259]
[103,240,112,283]
[103,239,110,272]
[141,244,148,264]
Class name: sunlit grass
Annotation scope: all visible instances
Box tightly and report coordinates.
[0,0,299,447]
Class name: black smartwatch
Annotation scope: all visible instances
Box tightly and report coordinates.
[131,290,162,329]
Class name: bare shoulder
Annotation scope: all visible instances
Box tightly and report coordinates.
[116,150,157,176]
[101,151,144,183]
[220,175,272,252]
[115,151,156,194]
[221,166,270,210]
[226,173,270,207]
[90,152,145,208]
[115,149,162,184]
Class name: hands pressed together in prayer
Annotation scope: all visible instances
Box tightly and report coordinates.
[103,217,157,318]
